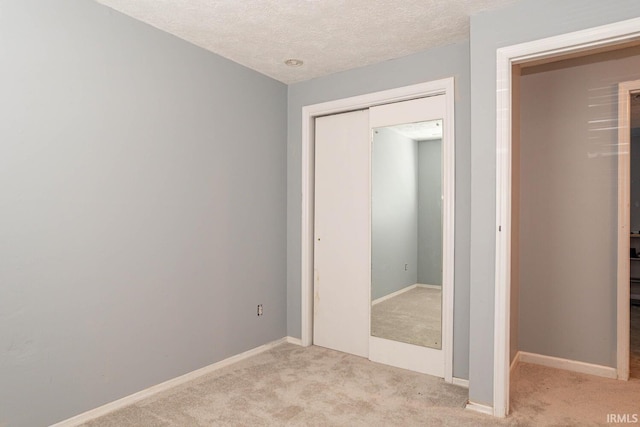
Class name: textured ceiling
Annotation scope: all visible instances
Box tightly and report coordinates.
[95,0,518,84]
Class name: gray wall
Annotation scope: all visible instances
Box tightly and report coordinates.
[0,1,287,426]
[287,41,472,379]
[417,139,443,286]
[371,129,418,300]
[469,0,640,405]
[518,48,640,367]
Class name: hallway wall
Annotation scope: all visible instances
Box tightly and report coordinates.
[518,47,640,366]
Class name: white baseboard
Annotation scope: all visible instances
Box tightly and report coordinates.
[372,284,417,305]
[518,351,617,379]
[50,337,289,427]
[372,283,441,305]
[510,351,520,373]
[286,336,303,346]
[416,283,442,290]
[371,285,416,305]
[465,401,494,416]
[452,377,469,388]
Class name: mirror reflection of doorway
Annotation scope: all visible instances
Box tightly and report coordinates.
[371,120,443,350]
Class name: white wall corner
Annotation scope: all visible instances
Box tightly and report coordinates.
[286,336,303,346]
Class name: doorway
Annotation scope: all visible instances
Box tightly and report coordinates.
[300,79,455,381]
[512,47,640,375]
[626,81,640,379]
[493,18,640,417]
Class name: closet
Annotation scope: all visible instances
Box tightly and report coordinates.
[312,93,453,378]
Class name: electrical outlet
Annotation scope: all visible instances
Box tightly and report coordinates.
[257,304,263,316]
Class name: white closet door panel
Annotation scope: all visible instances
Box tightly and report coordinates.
[314,109,370,358]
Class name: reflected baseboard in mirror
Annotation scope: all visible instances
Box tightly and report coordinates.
[371,285,442,349]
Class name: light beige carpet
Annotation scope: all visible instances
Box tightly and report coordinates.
[510,362,640,426]
[371,287,441,348]
[83,344,489,427]
[83,343,640,427]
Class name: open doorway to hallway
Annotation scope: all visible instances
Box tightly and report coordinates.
[507,45,640,421]
[511,46,640,378]
[492,17,640,419]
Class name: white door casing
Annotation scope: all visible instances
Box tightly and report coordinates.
[616,79,640,381]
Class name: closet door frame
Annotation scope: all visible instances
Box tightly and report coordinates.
[300,78,456,383]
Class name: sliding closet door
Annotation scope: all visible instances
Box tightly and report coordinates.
[369,95,450,377]
[313,109,370,357]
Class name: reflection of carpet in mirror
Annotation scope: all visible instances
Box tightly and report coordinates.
[371,286,441,349]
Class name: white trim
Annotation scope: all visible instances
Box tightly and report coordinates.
[493,41,513,419]
[510,351,520,373]
[617,80,640,381]
[452,377,470,388]
[465,401,494,416]
[301,78,456,382]
[50,338,288,427]
[441,77,456,385]
[518,352,617,379]
[416,283,442,290]
[494,17,640,418]
[286,336,303,346]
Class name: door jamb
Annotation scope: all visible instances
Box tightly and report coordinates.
[494,17,640,418]
[617,79,640,381]
[301,78,455,383]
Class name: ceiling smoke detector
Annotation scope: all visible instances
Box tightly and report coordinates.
[284,59,304,67]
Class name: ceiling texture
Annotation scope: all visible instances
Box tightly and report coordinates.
[95,0,518,84]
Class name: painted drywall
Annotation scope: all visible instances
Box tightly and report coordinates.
[417,139,443,286]
[517,47,640,367]
[0,1,287,426]
[371,129,419,300]
[287,41,471,379]
[469,0,640,406]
